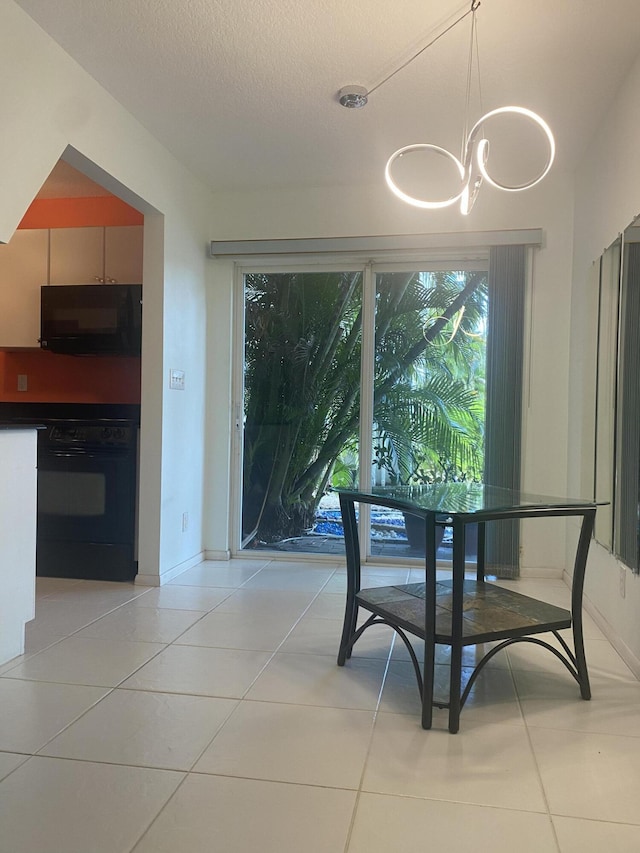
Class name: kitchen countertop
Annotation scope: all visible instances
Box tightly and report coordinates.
[0,402,141,424]
[0,423,45,430]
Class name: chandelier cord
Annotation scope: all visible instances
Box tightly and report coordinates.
[461,4,485,161]
[366,1,481,99]
[461,5,476,161]
[474,12,484,117]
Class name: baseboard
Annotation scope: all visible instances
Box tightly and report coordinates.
[520,566,565,579]
[135,551,205,587]
[203,549,232,561]
[563,569,640,680]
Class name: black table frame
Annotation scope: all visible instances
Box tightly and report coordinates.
[336,489,597,733]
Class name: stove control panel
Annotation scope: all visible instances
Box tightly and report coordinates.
[46,421,134,447]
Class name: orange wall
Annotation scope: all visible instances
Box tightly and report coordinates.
[0,350,141,403]
[19,196,143,229]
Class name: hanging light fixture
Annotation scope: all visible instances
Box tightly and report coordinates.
[337,1,555,215]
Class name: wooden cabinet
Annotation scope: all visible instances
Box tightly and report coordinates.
[0,229,49,348]
[0,225,143,348]
[49,226,103,284]
[104,226,144,284]
[50,225,143,285]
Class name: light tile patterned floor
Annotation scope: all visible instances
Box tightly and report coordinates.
[1,561,639,853]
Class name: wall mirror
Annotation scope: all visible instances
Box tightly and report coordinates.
[593,236,620,548]
[613,218,640,572]
[592,217,640,572]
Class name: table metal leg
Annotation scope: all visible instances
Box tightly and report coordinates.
[338,495,361,666]
[476,521,486,582]
[421,512,437,729]
[448,519,467,733]
[571,509,596,700]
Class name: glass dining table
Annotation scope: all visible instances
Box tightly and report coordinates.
[335,482,601,733]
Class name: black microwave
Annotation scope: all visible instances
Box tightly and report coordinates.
[40,284,142,356]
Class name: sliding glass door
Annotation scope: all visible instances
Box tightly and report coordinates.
[236,261,488,558]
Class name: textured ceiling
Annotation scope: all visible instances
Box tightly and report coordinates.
[14,0,640,194]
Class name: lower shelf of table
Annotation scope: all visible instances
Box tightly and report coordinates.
[356,578,573,645]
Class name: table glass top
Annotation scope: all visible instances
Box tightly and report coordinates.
[335,482,603,517]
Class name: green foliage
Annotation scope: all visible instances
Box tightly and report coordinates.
[242,269,487,544]
[373,270,486,484]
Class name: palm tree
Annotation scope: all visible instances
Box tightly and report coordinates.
[373,270,486,485]
[242,269,487,545]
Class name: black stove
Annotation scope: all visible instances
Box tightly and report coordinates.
[0,403,140,582]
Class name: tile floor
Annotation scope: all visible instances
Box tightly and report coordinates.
[1,559,639,852]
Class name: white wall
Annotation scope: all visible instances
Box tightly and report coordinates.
[569,45,640,673]
[207,170,577,571]
[0,0,216,584]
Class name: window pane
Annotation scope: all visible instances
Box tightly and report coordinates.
[371,269,487,560]
[241,270,362,554]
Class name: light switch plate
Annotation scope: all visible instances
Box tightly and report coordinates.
[17,374,28,392]
[169,369,185,391]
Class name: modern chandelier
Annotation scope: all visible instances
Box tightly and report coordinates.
[337,1,555,215]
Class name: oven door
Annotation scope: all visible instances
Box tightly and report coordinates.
[36,442,137,581]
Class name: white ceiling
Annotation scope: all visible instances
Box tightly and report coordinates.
[15,0,640,195]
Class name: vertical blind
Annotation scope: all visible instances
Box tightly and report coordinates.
[484,245,526,577]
